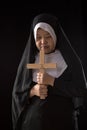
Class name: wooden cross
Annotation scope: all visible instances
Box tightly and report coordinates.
[26,47,57,99]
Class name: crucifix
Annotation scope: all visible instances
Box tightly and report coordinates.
[26,47,57,99]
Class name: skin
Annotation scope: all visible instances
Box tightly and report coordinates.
[30,28,55,99]
[35,28,55,54]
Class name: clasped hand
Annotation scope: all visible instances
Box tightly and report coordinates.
[37,72,54,85]
[30,72,55,99]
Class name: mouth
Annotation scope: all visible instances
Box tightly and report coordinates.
[40,45,49,49]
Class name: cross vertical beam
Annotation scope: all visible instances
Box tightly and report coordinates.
[26,47,57,99]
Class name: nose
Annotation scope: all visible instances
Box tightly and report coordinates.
[41,37,47,47]
[41,37,45,44]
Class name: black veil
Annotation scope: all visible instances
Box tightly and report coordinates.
[12,13,87,130]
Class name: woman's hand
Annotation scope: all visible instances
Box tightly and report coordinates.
[30,84,48,99]
[37,72,55,86]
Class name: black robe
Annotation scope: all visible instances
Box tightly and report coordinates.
[12,13,87,130]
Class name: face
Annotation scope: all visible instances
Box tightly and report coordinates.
[35,28,55,54]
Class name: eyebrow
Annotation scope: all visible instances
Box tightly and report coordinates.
[37,32,50,35]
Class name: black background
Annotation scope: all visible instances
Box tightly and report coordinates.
[0,1,87,130]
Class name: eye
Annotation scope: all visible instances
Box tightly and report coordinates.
[45,35,52,39]
[46,35,51,38]
[36,36,41,41]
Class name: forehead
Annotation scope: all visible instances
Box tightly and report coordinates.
[37,28,50,35]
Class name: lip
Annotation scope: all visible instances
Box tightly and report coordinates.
[40,45,49,49]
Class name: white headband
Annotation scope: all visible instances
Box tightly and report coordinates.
[34,22,57,46]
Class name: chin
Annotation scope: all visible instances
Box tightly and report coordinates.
[45,49,55,54]
[45,50,52,54]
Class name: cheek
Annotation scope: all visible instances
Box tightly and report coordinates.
[36,42,40,50]
[49,41,55,50]
[36,42,39,47]
[49,44,55,52]
[53,44,56,49]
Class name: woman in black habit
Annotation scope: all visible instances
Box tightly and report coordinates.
[12,13,87,130]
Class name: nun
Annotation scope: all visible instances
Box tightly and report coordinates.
[12,13,87,130]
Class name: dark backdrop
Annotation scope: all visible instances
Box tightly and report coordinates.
[0,1,87,130]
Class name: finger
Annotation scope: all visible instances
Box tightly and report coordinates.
[37,77,42,84]
[40,94,48,99]
[40,88,48,94]
[37,72,42,76]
